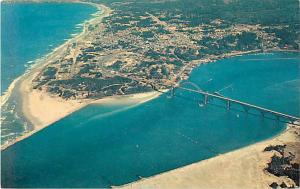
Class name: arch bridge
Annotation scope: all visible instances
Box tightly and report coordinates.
[167,81,299,125]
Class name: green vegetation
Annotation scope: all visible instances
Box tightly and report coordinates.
[34,0,299,100]
[42,67,57,79]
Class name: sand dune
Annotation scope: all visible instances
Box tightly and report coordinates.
[120,125,299,189]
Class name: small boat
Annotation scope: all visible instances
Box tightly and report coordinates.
[198,102,204,107]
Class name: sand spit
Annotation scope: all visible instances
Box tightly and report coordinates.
[0,1,167,151]
[92,91,164,106]
[1,2,299,188]
[2,71,163,150]
[1,2,109,150]
[119,125,300,189]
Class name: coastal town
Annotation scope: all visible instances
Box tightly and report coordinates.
[32,0,299,100]
[29,1,300,187]
[1,0,299,189]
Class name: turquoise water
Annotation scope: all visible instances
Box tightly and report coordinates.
[1,2,97,94]
[0,2,97,145]
[1,52,299,187]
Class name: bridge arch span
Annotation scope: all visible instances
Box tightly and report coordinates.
[168,81,204,99]
[178,81,203,92]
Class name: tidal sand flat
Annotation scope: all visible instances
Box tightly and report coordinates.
[1,0,299,188]
[2,52,299,188]
[121,125,300,189]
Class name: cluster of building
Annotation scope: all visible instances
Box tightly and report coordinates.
[32,2,298,100]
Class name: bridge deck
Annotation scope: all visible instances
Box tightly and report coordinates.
[177,87,299,123]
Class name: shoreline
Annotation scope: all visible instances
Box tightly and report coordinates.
[0,1,104,104]
[1,45,298,150]
[1,1,166,151]
[1,90,163,151]
[119,124,300,189]
[177,49,299,83]
[1,1,112,150]
[1,3,299,187]
[1,2,299,188]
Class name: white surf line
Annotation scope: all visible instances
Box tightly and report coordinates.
[240,58,298,61]
[75,103,143,128]
[0,2,104,107]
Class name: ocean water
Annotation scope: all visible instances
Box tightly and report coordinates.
[2,52,299,188]
[1,2,97,94]
[0,2,97,145]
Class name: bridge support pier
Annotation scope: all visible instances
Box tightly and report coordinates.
[171,87,175,97]
[167,87,175,98]
[177,85,299,125]
[226,101,231,110]
[276,115,280,121]
[204,94,208,104]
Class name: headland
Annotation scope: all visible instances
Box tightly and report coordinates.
[1,0,299,188]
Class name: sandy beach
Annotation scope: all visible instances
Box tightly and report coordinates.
[0,2,161,150]
[0,2,106,149]
[119,125,300,189]
[2,67,163,151]
[1,1,299,188]
[21,77,162,131]
[2,63,163,150]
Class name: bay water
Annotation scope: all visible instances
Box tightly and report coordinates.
[2,52,299,187]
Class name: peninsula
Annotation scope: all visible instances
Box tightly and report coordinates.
[5,0,298,138]
[1,0,299,188]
